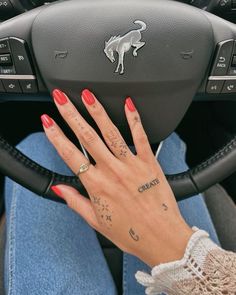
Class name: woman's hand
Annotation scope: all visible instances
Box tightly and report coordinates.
[41,89,193,267]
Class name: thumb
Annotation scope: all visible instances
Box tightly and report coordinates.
[51,185,99,230]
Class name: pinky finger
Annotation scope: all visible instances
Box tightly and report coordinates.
[51,185,100,230]
[125,97,153,161]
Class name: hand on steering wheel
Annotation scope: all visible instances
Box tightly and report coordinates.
[41,89,193,267]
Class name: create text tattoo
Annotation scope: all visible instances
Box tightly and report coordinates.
[138,178,160,193]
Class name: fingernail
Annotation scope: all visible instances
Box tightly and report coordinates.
[82,89,95,105]
[52,89,68,105]
[51,185,64,199]
[41,114,53,128]
[125,97,136,112]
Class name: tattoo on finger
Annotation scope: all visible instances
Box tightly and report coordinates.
[107,130,128,157]
[134,116,140,123]
[82,129,96,145]
[65,110,77,119]
[65,110,85,130]
[107,130,120,148]
[133,116,141,128]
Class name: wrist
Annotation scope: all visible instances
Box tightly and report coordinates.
[134,216,194,267]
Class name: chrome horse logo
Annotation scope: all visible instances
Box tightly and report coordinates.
[104,20,146,74]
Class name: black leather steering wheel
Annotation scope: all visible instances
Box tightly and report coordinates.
[1,0,236,203]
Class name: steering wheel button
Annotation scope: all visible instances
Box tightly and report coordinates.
[222,80,236,93]
[232,0,236,8]
[0,66,15,74]
[211,40,234,76]
[0,54,12,66]
[9,38,33,75]
[0,80,5,93]
[231,55,236,67]
[0,39,10,54]
[2,79,21,93]
[19,79,38,93]
[0,0,14,19]
[206,80,224,93]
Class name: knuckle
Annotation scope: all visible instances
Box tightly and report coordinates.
[135,127,148,144]
[64,109,78,120]
[81,128,97,146]
[79,170,98,188]
[65,195,76,209]
[110,162,127,182]
[59,145,76,162]
[105,128,120,147]
[63,109,86,132]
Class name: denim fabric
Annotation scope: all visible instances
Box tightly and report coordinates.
[122,133,219,295]
[4,132,219,295]
[4,133,116,295]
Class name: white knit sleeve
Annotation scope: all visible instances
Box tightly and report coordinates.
[135,227,236,295]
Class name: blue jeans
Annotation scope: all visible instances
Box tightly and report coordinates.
[4,133,219,295]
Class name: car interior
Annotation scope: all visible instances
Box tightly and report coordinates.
[1,0,236,294]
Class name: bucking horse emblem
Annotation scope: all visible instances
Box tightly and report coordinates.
[104,20,146,74]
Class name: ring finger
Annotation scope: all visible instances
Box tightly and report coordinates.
[81,89,134,161]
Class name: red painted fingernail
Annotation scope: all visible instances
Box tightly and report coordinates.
[52,89,68,105]
[51,185,64,199]
[41,114,53,128]
[82,89,95,105]
[125,97,136,112]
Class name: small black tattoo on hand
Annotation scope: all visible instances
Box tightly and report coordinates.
[119,141,128,157]
[91,196,113,229]
[119,150,127,157]
[129,228,139,241]
[107,130,119,148]
[101,203,109,212]
[91,196,101,205]
[106,215,112,221]
[138,178,160,193]
[162,203,168,211]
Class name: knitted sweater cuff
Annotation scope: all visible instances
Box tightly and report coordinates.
[135,227,224,295]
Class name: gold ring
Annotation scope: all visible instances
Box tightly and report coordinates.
[76,162,90,176]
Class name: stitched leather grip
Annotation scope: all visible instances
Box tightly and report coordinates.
[1,135,236,202]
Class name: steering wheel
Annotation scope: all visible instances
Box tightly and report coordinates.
[0,0,236,203]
